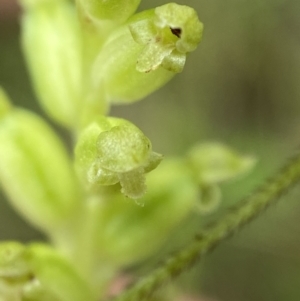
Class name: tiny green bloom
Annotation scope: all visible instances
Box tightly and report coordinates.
[93,3,203,103]
[75,117,162,199]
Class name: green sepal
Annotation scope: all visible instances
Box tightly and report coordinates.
[92,19,173,104]
[0,108,81,234]
[21,0,82,128]
[96,123,151,173]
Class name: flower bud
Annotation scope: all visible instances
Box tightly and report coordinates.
[187,143,256,185]
[0,107,80,233]
[20,0,82,128]
[75,117,162,199]
[93,3,203,103]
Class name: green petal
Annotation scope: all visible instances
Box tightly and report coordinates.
[154,3,203,53]
[119,167,147,199]
[136,42,174,72]
[21,0,82,128]
[96,124,151,173]
[129,19,156,44]
[161,49,186,73]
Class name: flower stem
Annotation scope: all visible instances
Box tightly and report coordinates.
[114,151,300,301]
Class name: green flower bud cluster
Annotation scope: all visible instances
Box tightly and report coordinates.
[0,91,256,300]
[20,0,203,127]
[0,0,256,301]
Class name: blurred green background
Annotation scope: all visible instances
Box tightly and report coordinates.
[1,0,300,300]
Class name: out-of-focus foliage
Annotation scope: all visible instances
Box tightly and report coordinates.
[1,0,300,301]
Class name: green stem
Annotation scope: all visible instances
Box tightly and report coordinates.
[114,151,300,301]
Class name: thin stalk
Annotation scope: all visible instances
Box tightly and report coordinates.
[114,151,300,301]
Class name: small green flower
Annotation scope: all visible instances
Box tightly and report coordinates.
[93,3,203,103]
[75,117,162,199]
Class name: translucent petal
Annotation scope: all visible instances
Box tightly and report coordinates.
[119,167,146,199]
[143,152,163,173]
[129,19,156,44]
[136,43,174,73]
[161,50,186,73]
[97,124,151,173]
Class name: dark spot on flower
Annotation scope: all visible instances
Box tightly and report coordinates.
[170,27,182,38]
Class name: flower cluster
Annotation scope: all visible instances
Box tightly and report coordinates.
[0,1,255,300]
